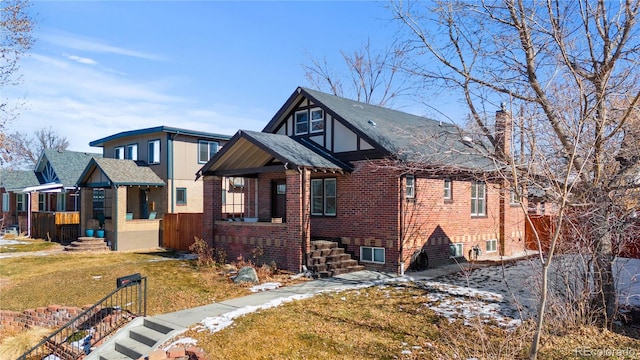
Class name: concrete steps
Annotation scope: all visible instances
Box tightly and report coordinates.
[307,240,365,278]
[65,237,110,252]
[87,318,179,360]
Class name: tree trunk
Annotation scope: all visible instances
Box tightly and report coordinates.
[593,208,616,326]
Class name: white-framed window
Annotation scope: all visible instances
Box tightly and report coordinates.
[361,246,385,264]
[486,239,497,253]
[450,243,463,257]
[56,193,66,211]
[405,175,415,199]
[295,110,309,135]
[114,146,125,159]
[471,181,486,216]
[126,144,138,161]
[2,193,9,212]
[310,108,324,133]
[176,188,187,205]
[17,193,25,212]
[198,140,218,164]
[148,139,160,164]
[311,178,336,216]
[444,179,452,200]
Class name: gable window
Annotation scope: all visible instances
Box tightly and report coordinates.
[2,193,9,212]
[114,146,125,159]
[310,108,324,133]
[471,181,486,216]
[17,193,25,212]
[295,110,309,135]
[450,243,463,258]
[444,179,452,200]
[176,188,187,205]
[198,140,218,164]
[148,140,160,164]
[405,175,415,199]
[126,144,138,161]
[361,246,385,264]
[311,178,336,216]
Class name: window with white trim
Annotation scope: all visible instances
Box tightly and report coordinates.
[56,193,66,211]
[310,108,324,133]
[444,179,452,200]
[450,243,463,257]
[114,146,124,159]
[17,193,25,212]
[176,188,187,205]
[405,175,415,199]
[311,178,336,216]
[198,140,218,163]
[471,181,486,216]
[2,193,9,212]
[295,110,309,135]
[148,139,160,164]
[361,246,385,264]
[486,239,497,253]
[126,144,138,160]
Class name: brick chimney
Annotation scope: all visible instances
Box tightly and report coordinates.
[495,103,512,160]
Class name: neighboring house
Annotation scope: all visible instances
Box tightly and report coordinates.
[79,126,231,250]
[197,87,526,274]
[0,169,39,233]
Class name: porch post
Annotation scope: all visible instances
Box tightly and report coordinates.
[285,169,310,273]
[203,176,222,248]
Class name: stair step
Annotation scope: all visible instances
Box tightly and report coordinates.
[143,318,174,334]
[99,352,133,360]
[113,337,151,359]
[310,240,337,250]
[129,326,165,347]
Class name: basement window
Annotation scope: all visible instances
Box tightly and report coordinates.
[361,246,385,264]
[450,243,463,258]
[486,239,497,253]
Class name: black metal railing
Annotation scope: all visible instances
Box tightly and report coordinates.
[17,273,147,360]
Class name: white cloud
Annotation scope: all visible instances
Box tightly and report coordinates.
[65,54,98,65]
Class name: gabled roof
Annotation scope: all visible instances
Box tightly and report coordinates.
[34,149,102,187]
[197,130,352,177]
[264,87,495,171]
[77,158,165,187]
[0,169,39,191]
[89,126,231,147]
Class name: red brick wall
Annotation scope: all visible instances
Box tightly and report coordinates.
[0,305,86,332]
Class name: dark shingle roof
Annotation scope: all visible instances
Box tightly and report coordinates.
[0,169,39,191]
[78,158,165,187]
[37,149,102,186]
[289,87,495,171]
[89,126,231,147]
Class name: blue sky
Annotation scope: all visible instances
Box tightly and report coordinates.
[9,1,454,153]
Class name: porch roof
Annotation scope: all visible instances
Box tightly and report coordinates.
[77,158,166,187]
[197,130,352,177]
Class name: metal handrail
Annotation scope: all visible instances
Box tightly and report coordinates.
[17,274,147,360]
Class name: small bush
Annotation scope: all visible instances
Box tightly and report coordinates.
[189,237,215,268]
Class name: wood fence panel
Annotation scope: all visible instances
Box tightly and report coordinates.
[163,213,203,251]
[525,215,554,252]
[31,212,56,240]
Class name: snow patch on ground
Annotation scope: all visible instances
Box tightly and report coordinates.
[250,282,281,292]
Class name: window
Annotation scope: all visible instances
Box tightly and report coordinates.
[444,179,452,200]
[471,182,486,216]
[176,188,187,205]
[361,246,385,264]
[114,146,124,159]
[2,193,9,212]
[311,178,336,216]
[486,239,497,253]
[510,188,521,205]
[126,144,138,160]
[38,193,46,211]
[148,140,160,164]
[56,193,66,211]
[406,175,415,199]
[450,243,463,257]
[198,140,218,163]
[16,193,25,212]
[310,108,324,133]
[295,110,309,135]
[93,189,105,219]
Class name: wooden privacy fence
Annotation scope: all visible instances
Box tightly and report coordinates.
[31,212,80,243]
[524,215,554,252]
[163,213,203,251]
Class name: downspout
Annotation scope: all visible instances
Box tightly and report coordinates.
[399,175,404,276]
[301,167,308,271]
[26,192,31,238]
[168,133,175,213]
[113,185,118,251]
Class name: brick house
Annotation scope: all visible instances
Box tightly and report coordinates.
[197,87,526,274]
[0,169,39,233]
[77,126,231,250]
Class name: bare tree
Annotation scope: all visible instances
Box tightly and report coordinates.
[391,0,640,358]
[0,0,34,166]
[1,126,69,169]
[303,39,414,108]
